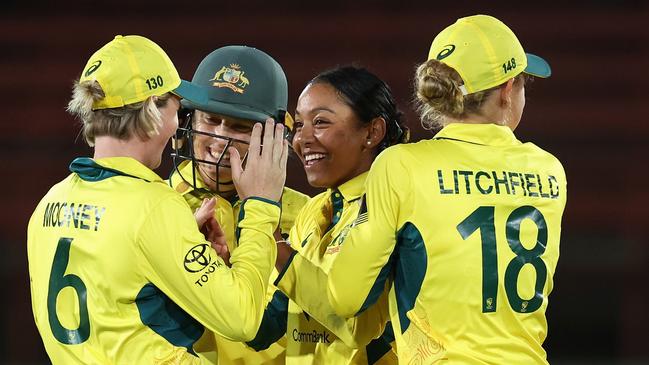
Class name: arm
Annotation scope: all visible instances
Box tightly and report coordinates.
[139,120,288,341]
[138,195,280,341]
[274,250,390,348]
[245,290,288,351]
[327,150,406,318]
[244,189,309,351]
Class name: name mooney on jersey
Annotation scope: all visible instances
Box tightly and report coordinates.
[42,201,106,231]
[437,169,561,198]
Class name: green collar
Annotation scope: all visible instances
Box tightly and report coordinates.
[70,157,163,182]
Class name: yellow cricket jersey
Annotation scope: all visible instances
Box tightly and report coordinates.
[328,123,568,365]
[28,157,280,364]
[273,172,397,364]
[169,160,309,364]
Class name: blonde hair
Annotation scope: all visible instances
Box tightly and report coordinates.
[67,80,173,146]
[414,59,525,130]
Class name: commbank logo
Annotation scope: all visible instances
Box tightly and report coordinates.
[184,244,212,273]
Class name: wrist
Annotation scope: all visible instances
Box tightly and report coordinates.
[241,196,281,208]
[275,241,295,272]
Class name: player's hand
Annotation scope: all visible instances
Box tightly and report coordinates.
[194,198,230,265]
[230,118,288,202]
[212,236,231,267]
[194,197,216,229]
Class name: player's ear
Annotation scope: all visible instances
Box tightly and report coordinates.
[499,78,515,107]
[363,117,386,149]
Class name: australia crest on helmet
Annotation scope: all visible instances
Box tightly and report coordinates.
[210,63,250,94]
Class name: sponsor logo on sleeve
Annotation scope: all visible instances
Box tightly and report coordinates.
[183,243,224,287]
[184,244,211,273]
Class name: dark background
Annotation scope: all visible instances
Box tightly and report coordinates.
[2,1,647,364]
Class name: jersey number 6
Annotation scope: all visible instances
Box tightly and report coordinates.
[47,237,90,344]
[457,206,548,314]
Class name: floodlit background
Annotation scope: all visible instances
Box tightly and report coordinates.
[2,0,647,363]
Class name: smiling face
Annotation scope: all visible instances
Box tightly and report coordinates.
[293,82,374,188]
[191,110,254,193]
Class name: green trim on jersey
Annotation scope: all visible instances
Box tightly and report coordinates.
[135,284,204,355]
[246,290,289,351]
[70,157,148,182]
[235,199,246,244]
[354,222,427,332]
[366,322,395,365]
[247,196,282,209]
[356,253,394,316]
[236,197,282,243]
[325,189,344,233]
[273,250,297,286]
[393,222,427,333]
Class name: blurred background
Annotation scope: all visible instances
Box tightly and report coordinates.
[1,0,647,364]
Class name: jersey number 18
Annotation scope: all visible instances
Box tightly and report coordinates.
[457,206,548,314]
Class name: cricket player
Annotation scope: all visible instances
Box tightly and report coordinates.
[169,45,309,364]
[27,35,288,364]
[327,15,568,364]
[268,66,409,364]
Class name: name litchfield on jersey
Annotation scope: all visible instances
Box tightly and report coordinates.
[437,169,561,198]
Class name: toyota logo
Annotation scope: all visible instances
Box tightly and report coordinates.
[184,244,212,273]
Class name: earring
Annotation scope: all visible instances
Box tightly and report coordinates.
[366,140,371,145]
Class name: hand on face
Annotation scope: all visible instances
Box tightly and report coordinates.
[229,119,288,202]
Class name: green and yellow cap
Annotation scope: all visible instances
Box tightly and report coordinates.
[79,35,201,110]
[180,45,289,127]
[427,15,551,95]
